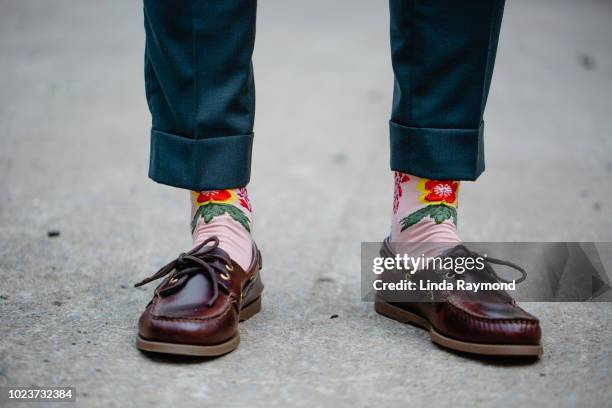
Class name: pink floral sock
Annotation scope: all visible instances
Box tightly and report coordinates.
[191,188,253,270]
[390,172,460,256]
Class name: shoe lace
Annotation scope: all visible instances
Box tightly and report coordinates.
[134,237,232,306]
[442,245,528,284]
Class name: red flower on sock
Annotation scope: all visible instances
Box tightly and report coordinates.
[237,187,252,212]
[196,190,232,204]
[418,180,459,206]
[393,172,410,213]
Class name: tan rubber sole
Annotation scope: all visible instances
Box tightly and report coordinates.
[136,296,262,357]
[375,299,543,357]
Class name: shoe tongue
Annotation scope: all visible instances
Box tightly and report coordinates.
[159,244,238,297]
[193,243,247,278]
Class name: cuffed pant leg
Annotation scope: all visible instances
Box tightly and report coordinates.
[143,0,257,190]
[389,0,505,181]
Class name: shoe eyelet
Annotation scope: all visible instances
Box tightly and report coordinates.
[169,277,178,284]
[220,272,231,280]
[445,272,455,279]
[225,263,234,272]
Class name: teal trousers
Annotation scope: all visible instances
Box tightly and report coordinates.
[144,0,505,190]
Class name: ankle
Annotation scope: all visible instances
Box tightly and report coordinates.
[391,172,460,245]
[191,188,253,270]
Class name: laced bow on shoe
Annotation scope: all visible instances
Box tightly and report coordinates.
[134,237,233,306]
[441,244,528,284]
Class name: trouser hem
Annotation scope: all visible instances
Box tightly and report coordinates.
[148,129,253,190]
[389,120,485,181]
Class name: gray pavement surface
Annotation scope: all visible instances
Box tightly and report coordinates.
[1,0,611,407]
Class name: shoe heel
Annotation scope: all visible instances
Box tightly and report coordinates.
[239,296,262,322]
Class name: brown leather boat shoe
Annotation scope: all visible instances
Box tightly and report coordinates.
[134,236,263,356]
[375,238,543,357]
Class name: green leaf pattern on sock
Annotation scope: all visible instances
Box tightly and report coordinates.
[399,204,457,231]
[191,203,251,233]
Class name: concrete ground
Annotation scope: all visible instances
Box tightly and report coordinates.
[1,0,611,406]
